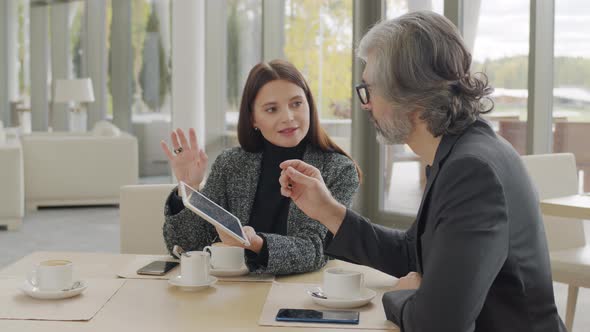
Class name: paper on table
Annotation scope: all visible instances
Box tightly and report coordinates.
[258,282,398,330]
[116,255,274,282]
[0,278,125,321]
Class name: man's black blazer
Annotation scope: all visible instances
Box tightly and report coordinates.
[326,119,566,332]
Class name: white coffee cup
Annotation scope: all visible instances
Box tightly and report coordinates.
[28,260,73,291]
[180,251,210,285]
[322,268,364,300]
[203,245,245,270]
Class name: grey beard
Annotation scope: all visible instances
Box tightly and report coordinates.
[369,110,412,145]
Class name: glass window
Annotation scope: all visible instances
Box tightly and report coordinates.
[386,0,443,18]
[284,0,353,153]
[553,0,590,192]
[17,0,30,106]
[130,0,172,116]
[474,0,530,156]
[70,1,85,80]
[104,0,173,179]
[105,0,112,116]
[382,0,444,216]
[225,0,262,148]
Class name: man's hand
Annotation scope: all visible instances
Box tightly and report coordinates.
[279,159,346,235]
[393,272,422,291]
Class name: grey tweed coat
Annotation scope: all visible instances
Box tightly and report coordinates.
[162,144,359,275]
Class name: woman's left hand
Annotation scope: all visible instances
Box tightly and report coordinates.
[215,225,264,254]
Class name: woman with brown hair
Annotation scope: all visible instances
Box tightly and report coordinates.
[160,60,361,275]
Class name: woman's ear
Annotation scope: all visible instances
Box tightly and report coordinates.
[251,114,257,129]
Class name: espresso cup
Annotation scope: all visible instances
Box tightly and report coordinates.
[203,245,245,270]
[180,251,210,285]
[28,260,73,291]
[322,268,364,300]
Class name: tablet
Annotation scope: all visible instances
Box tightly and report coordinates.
[179,181,251,247]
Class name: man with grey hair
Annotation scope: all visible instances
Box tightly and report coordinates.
[279,11,565,332]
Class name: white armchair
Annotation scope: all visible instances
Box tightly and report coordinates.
[522,153,590,331]
[119,184,175,255]
[0,137,24,230]
[21,131,138,210]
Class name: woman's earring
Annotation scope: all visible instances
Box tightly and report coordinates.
[254,127,259,131]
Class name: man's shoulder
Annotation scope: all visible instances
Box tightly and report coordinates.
[452,121,519,166]
[443,121,527,189]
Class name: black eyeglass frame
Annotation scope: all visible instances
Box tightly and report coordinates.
[355,83,371,105]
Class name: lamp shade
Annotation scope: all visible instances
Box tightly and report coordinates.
[53,78,95,103]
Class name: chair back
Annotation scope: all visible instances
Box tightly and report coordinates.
[521,153,586,250]
[120,184,175,254]
[554,122,590,192]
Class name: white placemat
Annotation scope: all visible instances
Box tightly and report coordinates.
[0,278,126,321]
[258,282,398,330]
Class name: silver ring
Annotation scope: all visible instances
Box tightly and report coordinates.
[174,147,183,155]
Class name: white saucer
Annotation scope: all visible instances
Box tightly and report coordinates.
[210,265,249,277]
[20,280,87,300]
[308,286,377,309]
[168,275,217,291]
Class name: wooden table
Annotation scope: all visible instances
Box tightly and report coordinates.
[540,194,590,220]
[0,252,399,332]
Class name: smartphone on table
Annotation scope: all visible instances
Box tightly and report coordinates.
[136,261,179,276]
[275,308,359,324]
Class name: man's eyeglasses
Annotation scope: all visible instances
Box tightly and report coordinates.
[355,83,371,105]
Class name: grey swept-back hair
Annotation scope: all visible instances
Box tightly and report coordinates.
[357,10,493,137]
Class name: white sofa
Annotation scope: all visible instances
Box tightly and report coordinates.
[119,184,175,254]
[21,132,139,210]
[0,136,24,230]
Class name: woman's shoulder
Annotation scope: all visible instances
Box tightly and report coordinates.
[307,145,354,167]
[305,146,359,191]
[327,150,355,166]
[305,146,356,175]
[215,146,260,164]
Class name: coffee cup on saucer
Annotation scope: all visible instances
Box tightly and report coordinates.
[169,251,217,290]
[322,268,364,300]
[203,244,245,270]
[180,251,211,284]
[28,260,74,291]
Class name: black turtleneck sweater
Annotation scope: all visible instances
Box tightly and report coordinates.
[246,138,306,266]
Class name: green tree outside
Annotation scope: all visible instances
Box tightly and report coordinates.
[284,0,353,120]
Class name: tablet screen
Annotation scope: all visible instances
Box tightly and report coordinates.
[180,182,249,245]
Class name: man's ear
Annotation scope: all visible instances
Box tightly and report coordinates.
[409,108,423,124]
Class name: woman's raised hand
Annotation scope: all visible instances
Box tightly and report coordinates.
[160,128,208,189]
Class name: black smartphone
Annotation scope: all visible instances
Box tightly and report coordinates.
[136,261,179,276]
[275,308,359,324]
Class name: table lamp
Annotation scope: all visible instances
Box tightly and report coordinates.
[54,78,95,132]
